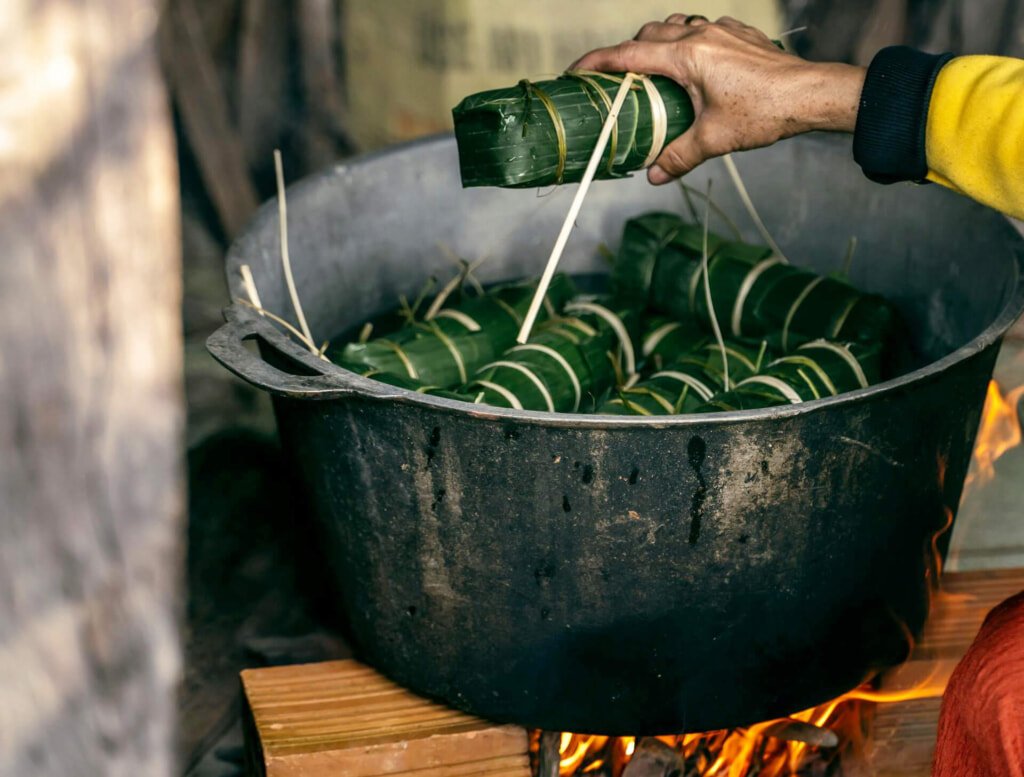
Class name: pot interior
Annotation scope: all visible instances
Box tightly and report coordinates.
[227,133,1024,374]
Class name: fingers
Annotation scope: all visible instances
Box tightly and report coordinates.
[665,13,771,48]
[634,21,688,43]
[572,39,679,77]
[665,13,709,26]
[714,15,745,30]
[576,12,714,70]
[715,15,774,45]
[573,15,776,71]
[648,128,708,184]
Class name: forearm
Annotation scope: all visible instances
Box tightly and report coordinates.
[788,62,865,135]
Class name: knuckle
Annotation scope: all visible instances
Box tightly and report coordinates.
[696,127,734,158]
[617,38,642,57]
[660,144,691,172]
[637,21,661,39]
[665,13,689,24]
[691,126,714,152]
[681,29,713,56]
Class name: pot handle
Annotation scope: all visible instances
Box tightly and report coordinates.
[206,318,390,400]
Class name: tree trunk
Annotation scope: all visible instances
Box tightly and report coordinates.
[0,1,183,776]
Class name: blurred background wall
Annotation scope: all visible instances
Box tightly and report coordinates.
[344,0,782,149]
[1,2,182,776]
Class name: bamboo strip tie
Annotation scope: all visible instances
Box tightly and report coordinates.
[722,153,789,265]
[700,179,730,391]
[274,149,318,354]
[516,73,639,344]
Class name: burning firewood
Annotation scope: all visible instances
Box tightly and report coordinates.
[761,718,840,748]
[537,730,562,777]
[621,738,686,777]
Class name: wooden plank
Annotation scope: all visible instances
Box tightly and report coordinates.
[242,660,530,777]
[243,570,1024,777]
[0,0,183,774]
[159,0,258,239]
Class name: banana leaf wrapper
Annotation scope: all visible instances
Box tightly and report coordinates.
[698,340,881,412]
[359,371,473,402]
[738,263,898,351]
[610,212,900,350]
[638,314,773,374]
[334,273,576,388]
[452,74,694,189]
[609,212,715,308]
[610,212,770,328]
[641,315,704,368]
[468,300,640,413]
[600,337,767,416]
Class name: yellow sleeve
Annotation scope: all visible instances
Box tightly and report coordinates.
[925,56,1024,220]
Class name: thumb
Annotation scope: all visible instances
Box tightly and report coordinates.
[572,39,678,77]
[648,124,709,184]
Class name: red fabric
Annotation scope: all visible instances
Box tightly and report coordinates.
[932,590,1024,777]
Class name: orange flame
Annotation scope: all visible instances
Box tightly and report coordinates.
[965,380,1024,489]
[947,379,1023,571]
[541,670,948,777]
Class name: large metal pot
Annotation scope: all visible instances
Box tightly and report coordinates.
[208,134,1024,735]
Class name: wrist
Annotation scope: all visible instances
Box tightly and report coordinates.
[789,63,866,134]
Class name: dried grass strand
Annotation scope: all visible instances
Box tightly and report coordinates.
[236,298,329,361]
[679,182,744,240]
[722,153,789,264]
[274,149,318,354]
[240,264,264,312]
[701,180,730,391]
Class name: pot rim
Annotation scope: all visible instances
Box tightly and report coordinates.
[222,134,1024,428]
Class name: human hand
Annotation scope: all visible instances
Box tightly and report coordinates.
[572,14,866,184]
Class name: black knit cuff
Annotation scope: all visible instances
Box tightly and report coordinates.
[853,46,954,184]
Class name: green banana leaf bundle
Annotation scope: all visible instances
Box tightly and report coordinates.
[333,274,576,388]
[640,313,771,376]
[468,298,640,412]
[698,339,881,412]
[609,212,900,351]
[452,73,694,188]
[361,371,472,402]
[601,333,768,416]
[640,315,706,371]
